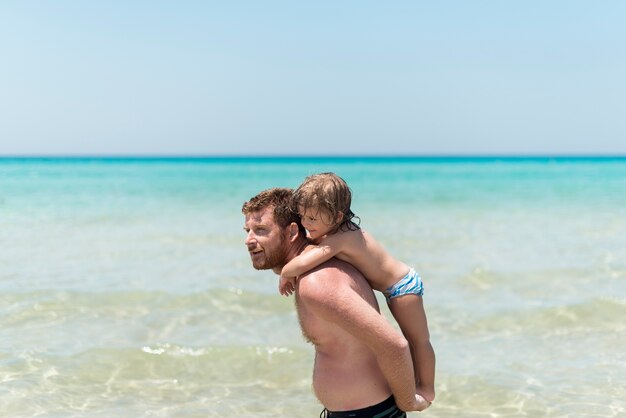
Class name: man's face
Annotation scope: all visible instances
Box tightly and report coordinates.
[243,205,290,271]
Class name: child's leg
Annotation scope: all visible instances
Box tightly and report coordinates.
[388,295,436,402]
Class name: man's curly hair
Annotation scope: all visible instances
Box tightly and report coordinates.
[242,188,306,235]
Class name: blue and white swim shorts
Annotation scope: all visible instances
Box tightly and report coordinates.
[383,268,424,302]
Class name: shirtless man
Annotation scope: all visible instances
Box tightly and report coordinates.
[242,188,426,417]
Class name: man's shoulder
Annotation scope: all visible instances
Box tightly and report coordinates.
[297,258,363,302]
[299,256,357,281]
[296,256,380,326]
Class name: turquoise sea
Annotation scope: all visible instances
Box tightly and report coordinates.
[1,157,625,417]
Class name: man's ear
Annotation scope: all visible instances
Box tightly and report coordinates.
[288,222,299,242]
[335,212,344,225]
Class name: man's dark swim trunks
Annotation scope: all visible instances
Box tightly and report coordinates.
[320,396,406,418]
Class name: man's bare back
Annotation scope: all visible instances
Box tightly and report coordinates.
[296,259,420,411]
[296,258,407,410]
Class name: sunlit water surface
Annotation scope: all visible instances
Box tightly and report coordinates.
[1,157,625,417]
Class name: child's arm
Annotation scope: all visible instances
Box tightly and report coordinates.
[282,242,337,277]
[278,235,344,296]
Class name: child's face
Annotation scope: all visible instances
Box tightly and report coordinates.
[298,206,338,241]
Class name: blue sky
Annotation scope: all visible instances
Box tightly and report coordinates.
[1,1,625,155]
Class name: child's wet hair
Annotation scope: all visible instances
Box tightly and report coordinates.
[291,172,360,231]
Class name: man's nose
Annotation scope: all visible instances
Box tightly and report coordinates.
[245,231,256,246]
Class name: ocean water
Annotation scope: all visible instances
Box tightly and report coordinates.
[1,156,625,417]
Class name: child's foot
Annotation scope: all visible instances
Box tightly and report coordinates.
[414,393,431,411]
[417,385,435,403]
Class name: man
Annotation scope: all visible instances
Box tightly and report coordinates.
[242,188,426,417]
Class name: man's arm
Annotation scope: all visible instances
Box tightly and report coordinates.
[298,266,420,412]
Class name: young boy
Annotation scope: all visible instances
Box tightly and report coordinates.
[279,172,436,406]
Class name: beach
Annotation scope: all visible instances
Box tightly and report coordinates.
[1,157,625,417]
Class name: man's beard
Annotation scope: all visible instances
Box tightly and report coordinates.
[252,232,290,270]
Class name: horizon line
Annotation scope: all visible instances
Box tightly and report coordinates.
[2,153,626,158]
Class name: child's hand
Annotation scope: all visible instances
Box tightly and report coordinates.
[279,274,296,296]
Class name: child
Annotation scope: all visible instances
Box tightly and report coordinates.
[279,172,436,407]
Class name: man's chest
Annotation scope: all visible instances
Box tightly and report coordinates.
[295,294,323,345]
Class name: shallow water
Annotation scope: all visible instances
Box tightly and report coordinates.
[1,157,625,417]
